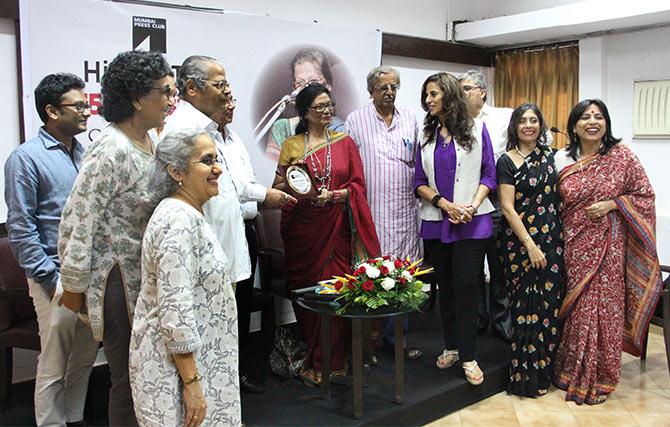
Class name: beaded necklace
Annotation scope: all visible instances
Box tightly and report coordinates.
[304,130,332,191]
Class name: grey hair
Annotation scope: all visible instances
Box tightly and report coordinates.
[366,65,400,93]
[147,128,209,208]
[177,55,221,94]
[458,69,487,101]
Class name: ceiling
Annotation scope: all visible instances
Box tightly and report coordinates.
[454,1,670,48]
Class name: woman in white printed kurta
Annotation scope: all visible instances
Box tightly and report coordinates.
[130,197,240,426]
[58,51,176,425]
[58,123,154,340]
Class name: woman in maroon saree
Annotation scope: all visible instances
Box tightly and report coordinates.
[553,99,662,405]
[273,84,380,385]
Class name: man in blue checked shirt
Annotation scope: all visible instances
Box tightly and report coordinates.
[4,73,98,427]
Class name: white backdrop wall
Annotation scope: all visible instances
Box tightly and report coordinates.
[579,27,670,264]
[144,0,449,40]
[0,18,20,222]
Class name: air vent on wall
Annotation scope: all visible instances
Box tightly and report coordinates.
[633,80,670,138]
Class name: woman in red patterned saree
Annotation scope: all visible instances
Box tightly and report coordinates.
[553,99,662,405]
[273,84,381,385]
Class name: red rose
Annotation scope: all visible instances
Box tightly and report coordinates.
[383,255,390,260]
[380,265,389,276]
[347,282,355,290]
[366,258,375,264]
[334,281,343,291]
[362,280,374,292]
[394,259,403,269]
[399,277,407,285]
[409,268,416,275]
[354,267,365,276]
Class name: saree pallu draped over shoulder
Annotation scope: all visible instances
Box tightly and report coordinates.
[554,144,661,404]
[278,132,381,374]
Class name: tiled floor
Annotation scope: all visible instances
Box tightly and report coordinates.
[426,325,670,427]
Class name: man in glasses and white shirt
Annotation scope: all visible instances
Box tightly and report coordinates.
[162,55,296,394]
[4,73,98,426]
[458,70,514,342]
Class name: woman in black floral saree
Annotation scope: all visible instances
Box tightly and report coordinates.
[496,103,564,397]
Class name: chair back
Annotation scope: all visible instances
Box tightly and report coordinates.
[255,207,288,297]
[0,233,35,331]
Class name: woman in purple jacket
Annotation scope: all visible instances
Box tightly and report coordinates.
[414,72,496,386]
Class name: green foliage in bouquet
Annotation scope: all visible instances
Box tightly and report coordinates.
[332,256,432,314]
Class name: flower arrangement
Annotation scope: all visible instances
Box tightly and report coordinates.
[331,256,433,314]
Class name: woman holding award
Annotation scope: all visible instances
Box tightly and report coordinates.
[273,83,380,386]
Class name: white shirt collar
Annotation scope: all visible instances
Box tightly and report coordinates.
[172,100,219,134]
[477,103,492,120]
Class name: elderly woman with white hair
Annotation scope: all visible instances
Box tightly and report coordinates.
[129,129,241,426]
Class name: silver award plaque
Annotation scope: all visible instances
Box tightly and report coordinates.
[285,164,315,198]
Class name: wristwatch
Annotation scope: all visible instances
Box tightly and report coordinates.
[431,194,443,208]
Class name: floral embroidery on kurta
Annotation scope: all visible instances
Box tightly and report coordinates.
[59,124,153,340]
[129,198,240,426]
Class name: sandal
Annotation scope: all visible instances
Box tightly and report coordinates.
[462,361,484,385]
[405,347,423,359]
[591,394,608,405]
[299,368,321,387]
[436,349,459,369]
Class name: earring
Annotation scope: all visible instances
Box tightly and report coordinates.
[178,181,183,187]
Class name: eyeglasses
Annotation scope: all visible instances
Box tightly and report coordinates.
[226,98,237,107]
[58,102,91,113]
[309,103,336,113]
[151,86,177,99]
[191,156,222,167]
[374,84,400,92]
[293,78,326,90]
[199,79,230,92]
[461,85,481,93]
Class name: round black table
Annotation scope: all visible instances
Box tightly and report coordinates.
[295,297,414,419]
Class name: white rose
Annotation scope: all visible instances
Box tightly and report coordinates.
[381,277,396,291]
[365,265,380,279]
[382,260,396,274]
[401,270,413,281]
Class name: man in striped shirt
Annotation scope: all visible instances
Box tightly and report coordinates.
[345,65,422,359]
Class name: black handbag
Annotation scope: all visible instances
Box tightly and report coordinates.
[269,326,307,377]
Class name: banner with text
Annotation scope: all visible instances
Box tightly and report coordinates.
[20,0,381,184]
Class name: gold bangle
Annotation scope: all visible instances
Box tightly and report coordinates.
[183,373,201,385]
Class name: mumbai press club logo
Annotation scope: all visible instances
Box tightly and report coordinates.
[132,16,167,53]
